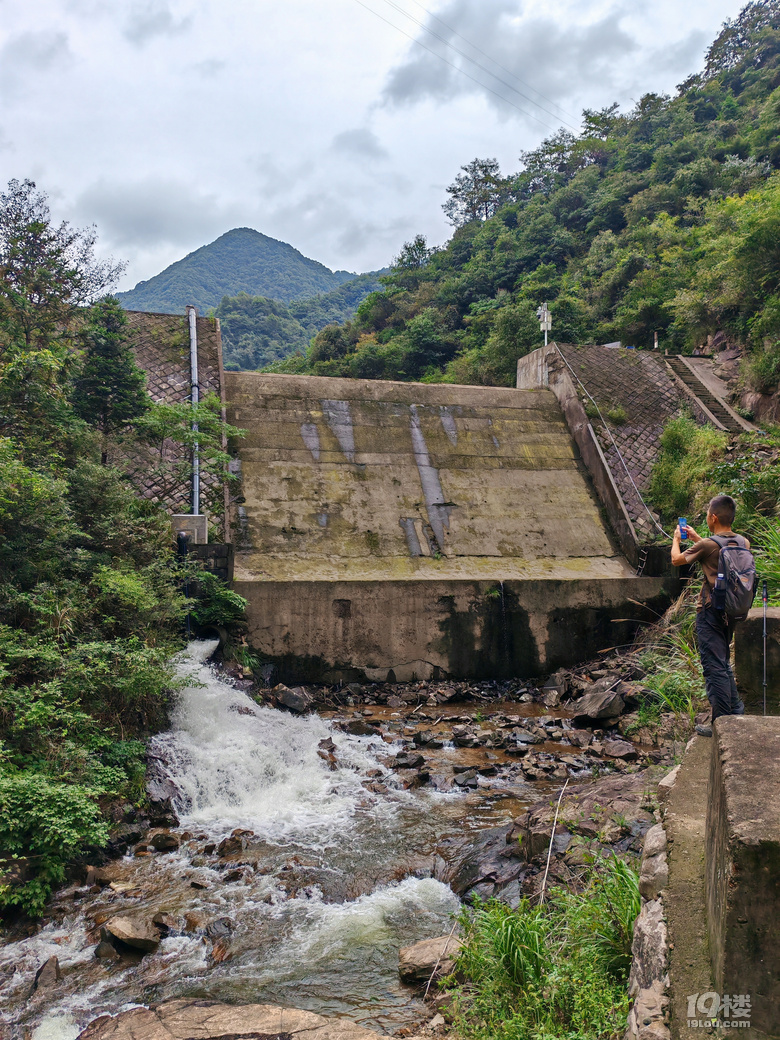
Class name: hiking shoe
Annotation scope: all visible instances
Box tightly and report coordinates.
[695,724,713,737]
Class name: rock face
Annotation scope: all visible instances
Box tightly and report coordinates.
[398,934,463,983]
[104,915,161,953]
[77,1000,386,1039]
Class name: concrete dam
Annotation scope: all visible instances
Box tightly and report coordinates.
[225,371,676,682]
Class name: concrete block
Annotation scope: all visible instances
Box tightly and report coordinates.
[734,607,780,714]
[706,717,780,1034]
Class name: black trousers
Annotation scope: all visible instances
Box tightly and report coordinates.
[696,605,744,721]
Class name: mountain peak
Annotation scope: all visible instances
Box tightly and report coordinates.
[116,229,357,315]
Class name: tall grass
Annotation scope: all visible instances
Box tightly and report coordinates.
[447,856,639,1040]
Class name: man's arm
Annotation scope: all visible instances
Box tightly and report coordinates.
[671,523,702,567]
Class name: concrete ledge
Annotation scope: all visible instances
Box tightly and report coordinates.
[734,607,780,715]
[706,717,780,1035]
[236,575,676,682]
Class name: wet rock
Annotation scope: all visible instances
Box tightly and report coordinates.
[344,719,378,736]
[217,834,246,857]
[401,770,430,790]
[567,729,592,748]
[106,822,147,857]
[452,770,478,789]
[30,955,61,993]
[573,681,626,722]
[394,752,425,769]
[105,915,161,953]
[398,934,463,983]
[150,832,180,852]
[273,683,312,714]
[151,912,179,934]
[209,938,232,964]
[95,940,121,962]
[602,739,638,760]
[146,796,179,829]
[205,916,235,940]
[387,695,404,708]
[77,1001,386,1040]
[413,730,443,748]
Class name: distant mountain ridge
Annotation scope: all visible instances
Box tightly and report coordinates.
[116,227,357,315]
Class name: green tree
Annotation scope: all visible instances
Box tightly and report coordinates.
[443,158,508,227]
[72,297,149,464]
[0,179,123,461]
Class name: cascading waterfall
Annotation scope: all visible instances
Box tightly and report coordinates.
[0,642,462,1040]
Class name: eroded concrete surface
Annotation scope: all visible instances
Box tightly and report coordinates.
[226,374,629,581]
[225,374,675,679]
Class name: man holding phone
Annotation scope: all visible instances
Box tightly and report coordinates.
[670,494,748,735]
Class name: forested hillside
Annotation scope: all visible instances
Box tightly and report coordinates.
[273,0,780,390]
[116,228,356,315]
[0,181,238,915]
[216,272,385,370]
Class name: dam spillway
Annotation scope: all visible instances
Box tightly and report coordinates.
[225,372,675,681]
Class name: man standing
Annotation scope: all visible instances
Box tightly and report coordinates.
[671,494,748,736]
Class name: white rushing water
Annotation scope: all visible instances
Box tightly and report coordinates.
[151,640,384,841]
[0,642,463,1040]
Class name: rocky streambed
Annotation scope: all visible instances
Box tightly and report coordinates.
[0,644,689,1040]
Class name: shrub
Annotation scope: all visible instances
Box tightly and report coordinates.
[446,855,639,1040]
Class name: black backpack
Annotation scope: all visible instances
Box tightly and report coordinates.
[710,534,757,620]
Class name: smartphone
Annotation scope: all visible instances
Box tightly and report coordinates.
[679,517,688,540]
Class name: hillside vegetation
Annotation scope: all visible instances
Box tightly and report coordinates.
[0,181,238,915]
[271,0,780,390]
[216,271,384,371]
[116,227,356,315]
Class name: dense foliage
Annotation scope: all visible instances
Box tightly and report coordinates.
[216,271,384,371]
[649,413,780,600]
[446,856,640,1040]
[272,0,780,387]
[116,227,356,315]
[0,180,237,915]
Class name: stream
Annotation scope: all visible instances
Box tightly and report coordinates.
[0,641,546,1040]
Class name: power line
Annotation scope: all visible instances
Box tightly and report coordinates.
[379,0,580,131]
[351,0,559,132]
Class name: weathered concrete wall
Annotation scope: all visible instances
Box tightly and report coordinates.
[706,717,780,1034]
[226,372,677,679]
[734,607,780,715]
[233,575,674,683]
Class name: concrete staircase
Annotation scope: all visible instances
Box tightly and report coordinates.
[665,356,746,434]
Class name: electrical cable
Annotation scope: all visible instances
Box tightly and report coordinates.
[376,0,580,132]
[351,0,559,131]
[402,0,582,127]
[557,349,673,544]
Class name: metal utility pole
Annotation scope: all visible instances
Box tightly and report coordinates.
[186,305,200,516]
[536,302,552,346]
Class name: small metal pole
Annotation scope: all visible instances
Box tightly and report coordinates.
[187,305,200,516]
[763,579,768,716]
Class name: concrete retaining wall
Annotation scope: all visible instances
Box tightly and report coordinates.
[706,717,780,1035]
[734,607,780,715]
[235,575,675,683]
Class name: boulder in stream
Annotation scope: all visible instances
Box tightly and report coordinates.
[105,915,161,953]
[273,684,312,714]
[30,955,61,994]
[398,934,463,983]
[573,680,626,721]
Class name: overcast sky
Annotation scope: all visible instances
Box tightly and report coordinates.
[0,0,744,290]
